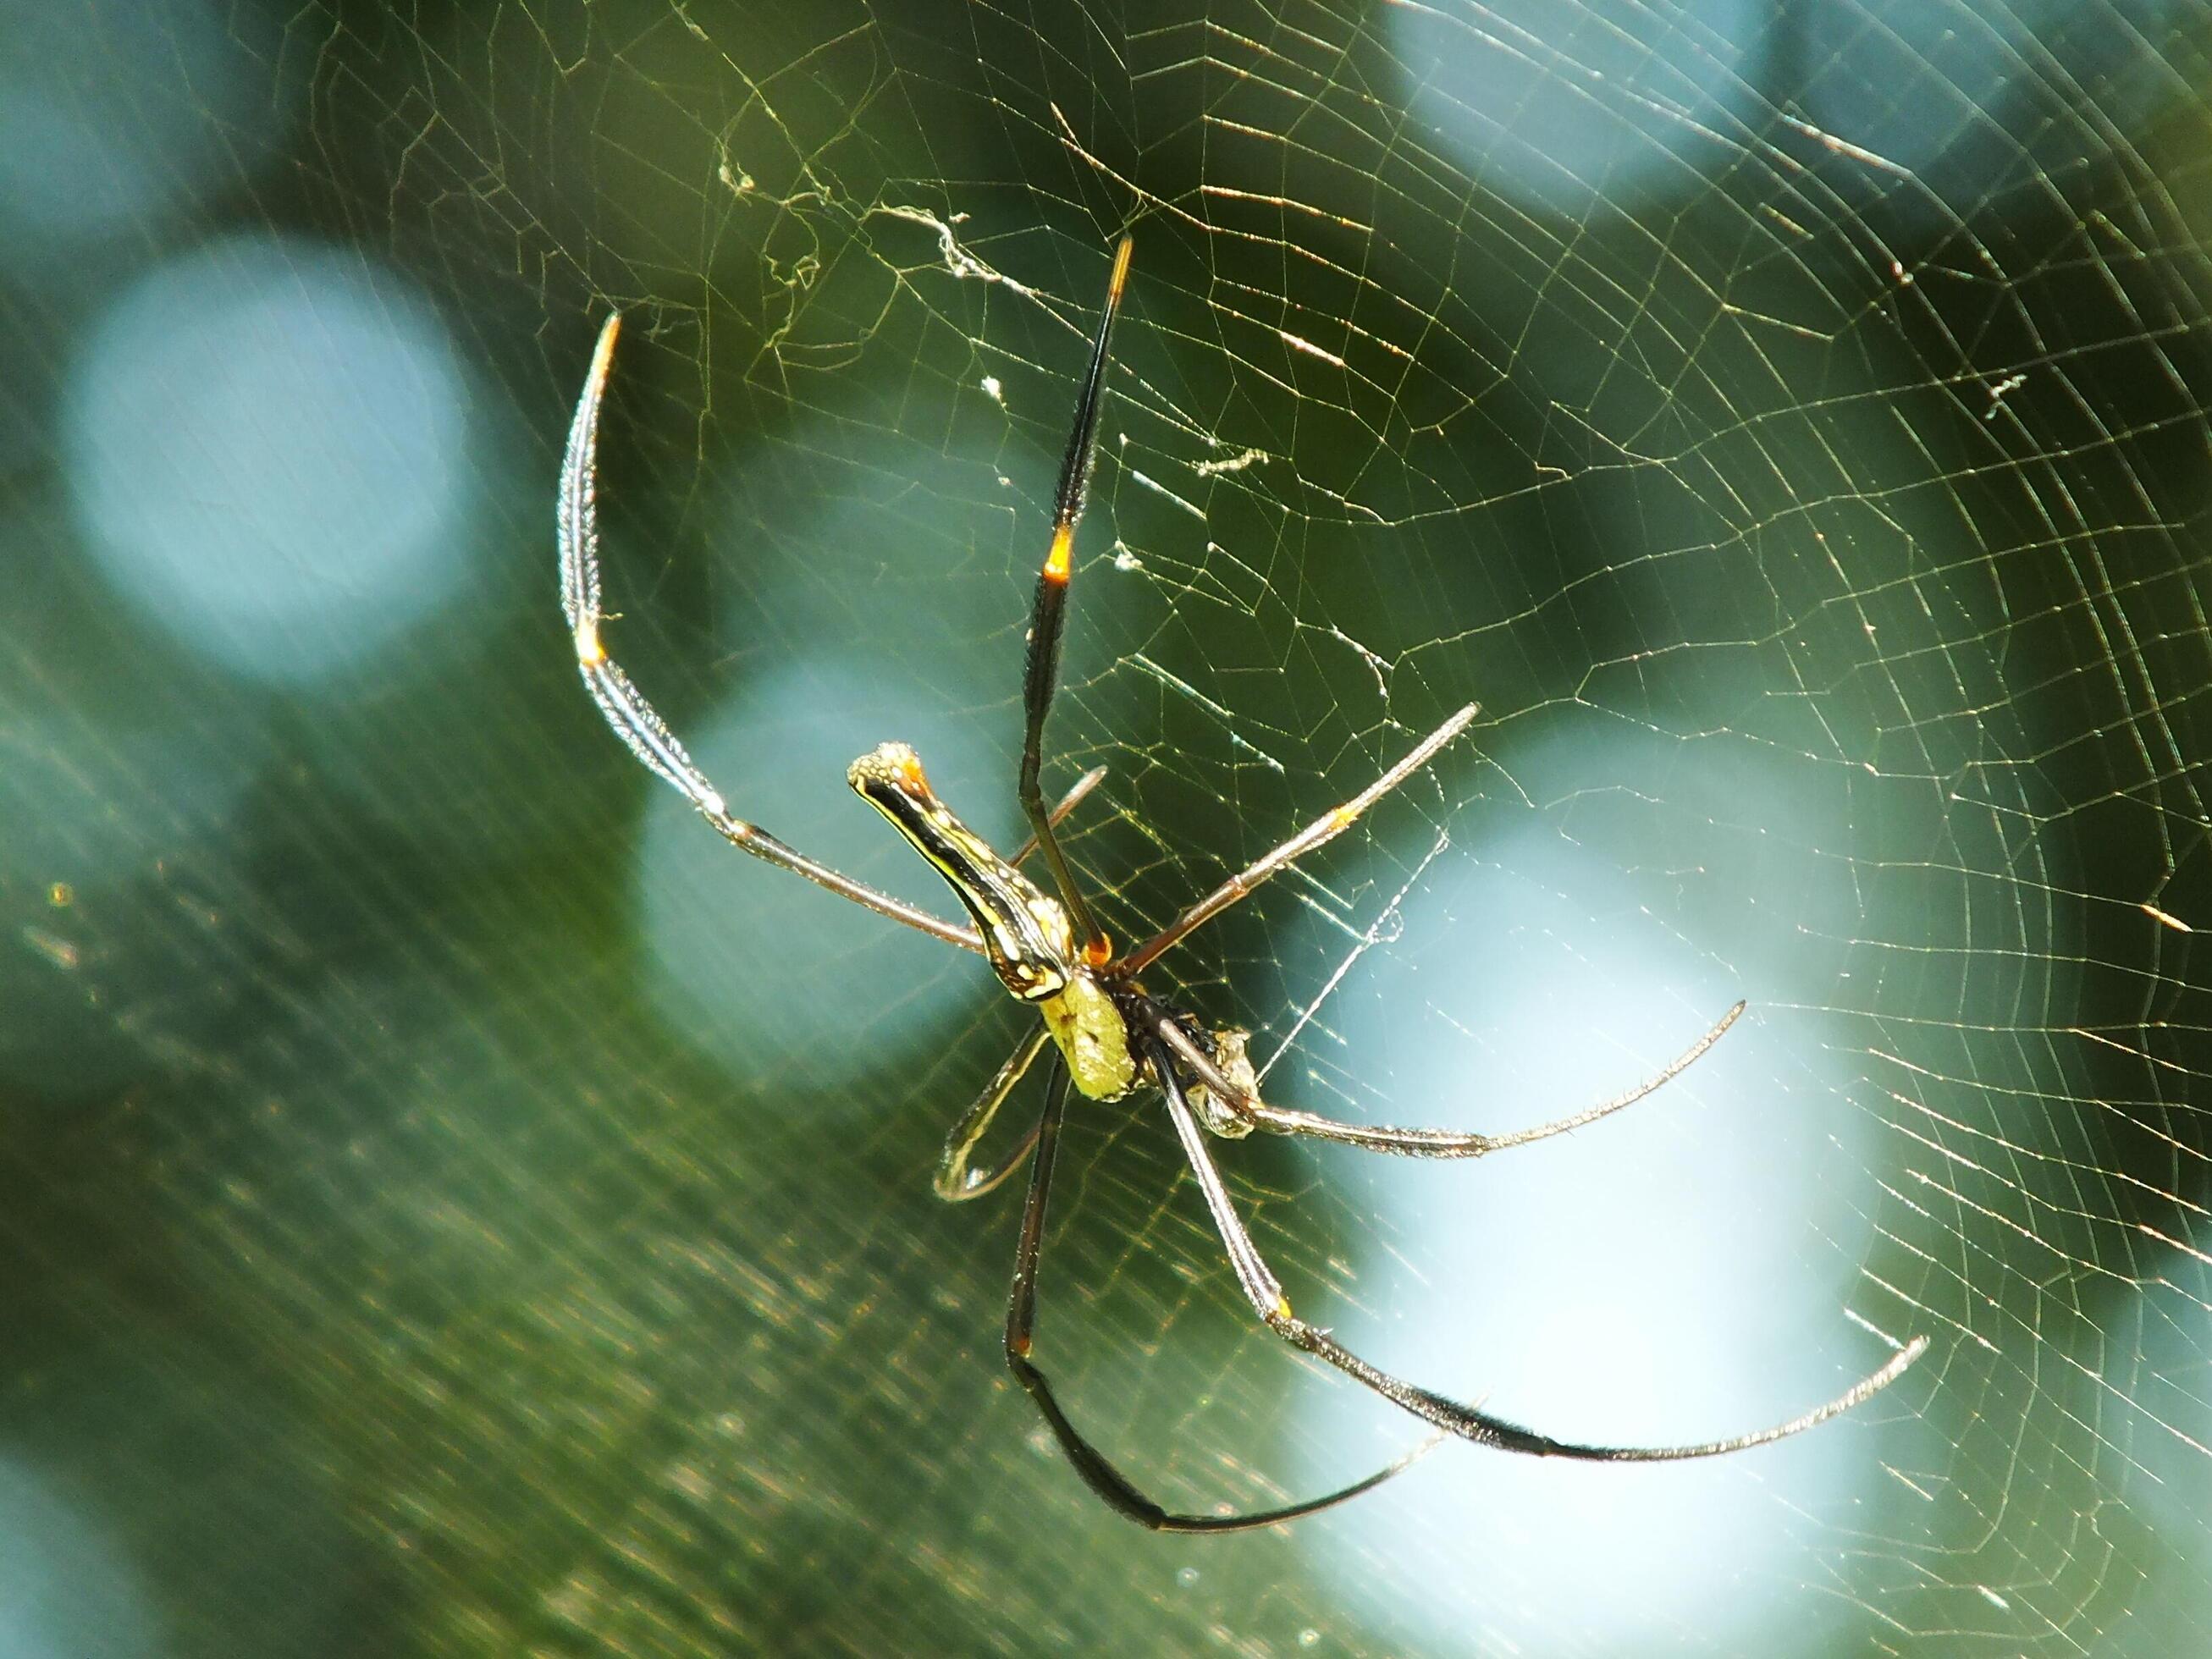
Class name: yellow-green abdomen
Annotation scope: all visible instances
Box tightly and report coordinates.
[1040,974,1137,1100]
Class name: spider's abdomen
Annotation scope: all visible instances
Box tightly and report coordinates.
[1041,972,1137,1100]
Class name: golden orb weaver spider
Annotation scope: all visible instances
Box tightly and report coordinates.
[556,234,1928,1533]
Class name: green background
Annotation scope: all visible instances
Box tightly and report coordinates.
[5,1,2212,1652]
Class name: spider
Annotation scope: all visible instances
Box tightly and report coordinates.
[556,234,1928,1533]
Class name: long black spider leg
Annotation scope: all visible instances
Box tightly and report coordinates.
[558,313,982,953]
[1145,1035,1929,1462]
[1005,1059,1434,1531]
[1018,235,1133,963]
[1150,1000,1746,1157]
[1010,764,1109,868]
[936,1028,1051,1202]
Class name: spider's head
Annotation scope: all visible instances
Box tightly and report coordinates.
[847,739,932,797]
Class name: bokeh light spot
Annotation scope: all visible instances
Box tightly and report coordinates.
[1293,732,1908,1651]
[63,236,478,686]
[0,1460,158,1659]
[0,0,299,265]
[1392,0,1768,214]
[637,654,1015,1105]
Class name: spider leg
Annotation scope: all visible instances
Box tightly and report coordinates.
[1147,1035,1929,1463]
[1006,1058,1435,1530]
[1018,236,1134,965]
[1117,703,1481,977]
[1148,1000,1746,1157]
[1010,764,1108,868]
[936,1027,1051,1202]
[558,312,982,954]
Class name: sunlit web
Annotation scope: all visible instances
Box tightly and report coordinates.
[3,1,2210,1653]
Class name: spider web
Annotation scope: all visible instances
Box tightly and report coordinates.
[3,0,2210,1652]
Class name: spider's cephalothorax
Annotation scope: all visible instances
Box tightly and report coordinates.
[555,232,1928,1534]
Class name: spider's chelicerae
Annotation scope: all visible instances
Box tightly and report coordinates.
[556,235,1928,1532]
